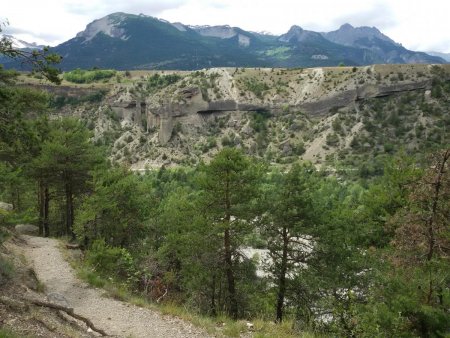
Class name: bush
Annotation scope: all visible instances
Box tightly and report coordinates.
[50,90,107,108]
[221,135,237,147]
[384,143,395,153]
[326,133,339,146]
[250,111,271,133]
[147,73,182,92]
[242,78,269,98]
[63,69,116,83]
[86,239,135,281]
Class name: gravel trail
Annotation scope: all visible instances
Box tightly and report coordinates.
[22,235,210,338]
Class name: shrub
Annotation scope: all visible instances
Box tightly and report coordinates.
[242,78,269,98]
[50,90,107,108]
[86,239,135,280]
[147,73,182,93]
[64,69,116,83]
[326,133,339,146]
[250,111,271,133]
[383,143,394,153]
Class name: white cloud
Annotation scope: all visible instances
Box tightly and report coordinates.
[1,0,449,52]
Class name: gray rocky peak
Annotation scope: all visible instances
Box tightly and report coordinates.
[323,23,396,47]
[76,13,128,42]
[279,25,324,43]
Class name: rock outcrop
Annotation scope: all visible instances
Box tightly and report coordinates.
[14,224,39,235]
[106,64,449,145]
[0,202,13,212]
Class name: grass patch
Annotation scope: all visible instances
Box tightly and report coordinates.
[0,327,31,338]
[77,267,106,288]
[264,47,291,60]
[0,256,15,284]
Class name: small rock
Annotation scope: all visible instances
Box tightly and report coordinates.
[0,202,13,211]
[15,224,39,235]
[47,292,71,308]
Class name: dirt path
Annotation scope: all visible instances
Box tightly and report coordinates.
[21,235,210,338]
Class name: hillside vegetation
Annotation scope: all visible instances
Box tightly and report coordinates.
[1,61,449,337]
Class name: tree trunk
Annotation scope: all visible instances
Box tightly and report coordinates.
[425,149,449,305]
[11,189,18,211]
[65,181,74,239]
[426,149,449,262]
[43,186,50,237]
[210,273,217,316]
[224,173,238,319]
[38,181,44,236]
[276,227,289,323]
[224,226,238,319]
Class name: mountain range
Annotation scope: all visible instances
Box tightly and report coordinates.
[3,12,447,70]
[0,34,45,50]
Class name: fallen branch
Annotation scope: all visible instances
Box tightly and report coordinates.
[156,287,168,303]
[65,243,80,250]
[56,310,87,331]
[24,298,108,336]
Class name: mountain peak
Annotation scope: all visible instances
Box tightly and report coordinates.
[288,25,304,33]
[279,25,325,44]
[193,25,238,39]
[339,23,354,30]
[76,13,129,42]
[324,23,396,47]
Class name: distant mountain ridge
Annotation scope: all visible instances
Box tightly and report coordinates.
[4,12,446,70]
[0,34,45,50]
[428,51,450,62]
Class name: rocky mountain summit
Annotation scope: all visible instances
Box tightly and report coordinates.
[322,24,437,64]
[323,23,397,47]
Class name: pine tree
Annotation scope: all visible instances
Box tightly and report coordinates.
[263,162,317,322]
[200,148,261,319]
[34,118,101,238]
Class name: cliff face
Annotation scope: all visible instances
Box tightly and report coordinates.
[33,64,448,169]
[107,64,448,146]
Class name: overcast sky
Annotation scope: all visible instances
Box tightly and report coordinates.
[1,0,449,53]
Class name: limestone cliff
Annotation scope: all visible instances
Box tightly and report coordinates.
[108,65,448,144]
[33,64,450,169]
